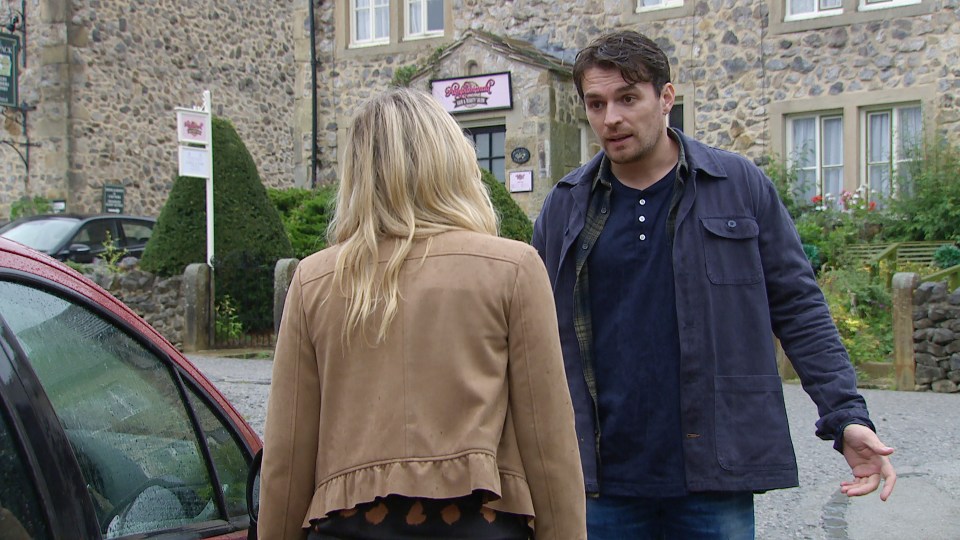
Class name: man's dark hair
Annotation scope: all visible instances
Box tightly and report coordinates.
[573,30,672,99]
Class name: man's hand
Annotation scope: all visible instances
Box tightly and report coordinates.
[840,423,896,501]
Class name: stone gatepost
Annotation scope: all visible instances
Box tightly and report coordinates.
[892,272,919,391]
[182,263,211,352]
[274,258,300,333]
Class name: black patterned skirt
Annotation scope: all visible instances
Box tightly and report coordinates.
[306,491,532,539]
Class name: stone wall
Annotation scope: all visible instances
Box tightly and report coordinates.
[85,260,185,349]
[0,0,299,218]
[911,280,960,393]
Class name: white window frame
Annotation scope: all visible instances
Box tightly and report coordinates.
[861,104,922,200]
[351,0,390,48]
[405,0,444,39]
[785,0,843,21]
[636,0,684,12]
[786,113,844,203]
[859,0,921,11]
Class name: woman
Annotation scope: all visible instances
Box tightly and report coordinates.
[258,88,585,539]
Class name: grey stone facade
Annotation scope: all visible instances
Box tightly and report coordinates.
[0,0,957,220]
[0,0,298,218]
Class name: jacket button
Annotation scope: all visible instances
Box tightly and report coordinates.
[727,220,737,228]
[582,243,589,250]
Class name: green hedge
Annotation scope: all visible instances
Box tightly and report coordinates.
[141,117,293,331]
[267,185,336,259]
[481,169,533,242]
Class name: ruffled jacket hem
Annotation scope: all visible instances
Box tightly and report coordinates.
[300,450,535,529]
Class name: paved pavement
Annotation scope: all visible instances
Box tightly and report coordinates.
[187,353,960,539]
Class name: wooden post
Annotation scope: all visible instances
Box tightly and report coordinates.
[892,272,919,391]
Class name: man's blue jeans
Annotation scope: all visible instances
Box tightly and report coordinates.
[586,491,755,539]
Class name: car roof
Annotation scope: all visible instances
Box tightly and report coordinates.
[0,236,260,449]
[7,213,156,223]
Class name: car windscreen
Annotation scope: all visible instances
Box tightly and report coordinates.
[0,219,79,252]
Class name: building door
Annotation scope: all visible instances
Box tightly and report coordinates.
[464,126,506,181]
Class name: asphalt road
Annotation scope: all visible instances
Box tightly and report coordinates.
[188,354,960,539]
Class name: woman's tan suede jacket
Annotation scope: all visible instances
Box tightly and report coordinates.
[258,230,586,539]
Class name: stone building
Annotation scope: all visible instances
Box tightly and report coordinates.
[0,0,957,220]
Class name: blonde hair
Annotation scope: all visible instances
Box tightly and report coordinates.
[329,88,498,345]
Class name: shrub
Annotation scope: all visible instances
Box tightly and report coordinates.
[141,117,293,331]
[933,244,960,270]
[818,266,893,365]
[9,196,52,220]
[886,136,960,242]
[481,169,533,242]
[267,185,336,259]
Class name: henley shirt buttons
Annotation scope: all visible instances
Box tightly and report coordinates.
[638,216,646,222]
[639,234,647,241]
[639,199,647,205]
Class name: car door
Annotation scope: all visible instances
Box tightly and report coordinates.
[116,219,154,257]
[69,219,120,258]
[0,334,101,539]
[0,274,253,539]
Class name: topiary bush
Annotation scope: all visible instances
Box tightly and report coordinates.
[267,184,337,259]
[481,168,533,242]
[141,117,293,331]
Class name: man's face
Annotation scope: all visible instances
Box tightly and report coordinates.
[581,66,674,166]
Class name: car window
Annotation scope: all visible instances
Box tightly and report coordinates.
[0,280,224,538]
[185,384,250,518]
[0,219,78,252]
[72,221,115,251]
[119,221,153,247]
[0,405,52,539]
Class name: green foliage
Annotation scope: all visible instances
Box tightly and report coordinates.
[10,196,52,220]
[802,243,822,270]
[141,117,293,332]
[885,137,960,242]
[215,295,244,341]
[818,266,893,365]
[481,169,533,242]
[392,65,419,88]
[391,46,448,87]
[933,244,960,270]
[98,231,128,273]
[762,154,812,220]
[267,185,337,259]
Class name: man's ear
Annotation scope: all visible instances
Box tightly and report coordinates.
[660,82,676,116]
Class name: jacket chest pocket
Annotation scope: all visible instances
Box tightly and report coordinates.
[699,217,762,285]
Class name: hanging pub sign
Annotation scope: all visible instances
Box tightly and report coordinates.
[431,72,512,115]
[0,33,19,108]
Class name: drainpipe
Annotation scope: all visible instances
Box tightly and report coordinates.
[309,0,319,187]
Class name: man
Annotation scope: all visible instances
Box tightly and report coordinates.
[531,30,896,539]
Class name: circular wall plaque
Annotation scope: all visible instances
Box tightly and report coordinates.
[511,146,531,164]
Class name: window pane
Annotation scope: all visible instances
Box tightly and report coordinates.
[491,158,506,183]
[798,169,817,201]
[868,112,891,163]
[475,134,490,158]
[185,385,249,518]
[0,407,52,539]
[408,0,422,35]
[897,106,922,159]
[355,6,370,42]
[790,0,815,14]
[375,0,390,39]
[0,281,220,538]
[642,0,664,6]
[427,0,444,32]
[821,117,843,167]
[820,0,842,9]
[869,164,891,197]
[823,167,843,198]
[790,117,816,167]
[491,131,506,158]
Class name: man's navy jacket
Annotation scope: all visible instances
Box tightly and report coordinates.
[531,129,873,495]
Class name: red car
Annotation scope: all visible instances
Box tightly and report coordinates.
[0,237,262,539]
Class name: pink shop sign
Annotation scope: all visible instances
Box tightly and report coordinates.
[431,72,513,115]
[176,109,211,145]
